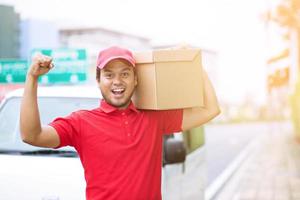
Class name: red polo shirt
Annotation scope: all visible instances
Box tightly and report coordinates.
[49,100,183,200]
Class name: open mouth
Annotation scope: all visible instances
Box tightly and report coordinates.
[111,88,125,96]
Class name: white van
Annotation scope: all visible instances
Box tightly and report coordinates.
[0,86,205,200]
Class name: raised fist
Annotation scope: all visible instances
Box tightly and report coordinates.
[28,52,54,78]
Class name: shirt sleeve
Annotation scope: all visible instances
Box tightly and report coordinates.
[48,112,81,149]
[157,109,183,134]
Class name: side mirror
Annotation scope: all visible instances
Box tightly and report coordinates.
[163,137,186,166]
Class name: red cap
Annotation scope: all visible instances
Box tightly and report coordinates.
[96,46,136,69]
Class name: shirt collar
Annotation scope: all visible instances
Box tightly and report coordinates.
[99,99,139,114]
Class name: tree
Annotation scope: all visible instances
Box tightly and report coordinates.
[268,0,300,138]
[271,0,300,29]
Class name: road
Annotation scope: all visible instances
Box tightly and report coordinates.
[204,121,291,187]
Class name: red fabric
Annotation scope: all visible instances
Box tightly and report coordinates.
[49,100,183,200]
[96,46,135,69]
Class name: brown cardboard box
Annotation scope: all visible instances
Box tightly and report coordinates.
[132,48,204,110]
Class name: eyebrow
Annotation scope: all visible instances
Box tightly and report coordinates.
[121,68,131,72]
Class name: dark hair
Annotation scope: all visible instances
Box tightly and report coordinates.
[96,67,101,82]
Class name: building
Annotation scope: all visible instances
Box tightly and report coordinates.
[59,27,152,84]
[0,5,20,59]
[19,19,60,60]
[59,27,152,64]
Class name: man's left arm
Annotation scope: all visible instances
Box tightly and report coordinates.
[182,70,221,131]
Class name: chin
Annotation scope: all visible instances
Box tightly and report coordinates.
[101,90,133,109]
[109,98,131,108]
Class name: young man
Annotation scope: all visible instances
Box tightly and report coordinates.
[20,46,220,200]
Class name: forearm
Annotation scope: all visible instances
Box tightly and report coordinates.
[182,70,220,130]
[20,75,42,142]
[188,71,220,121]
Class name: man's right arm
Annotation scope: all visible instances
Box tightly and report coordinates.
[20,53,60,148]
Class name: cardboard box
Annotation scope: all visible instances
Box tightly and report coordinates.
[132,48,204,110]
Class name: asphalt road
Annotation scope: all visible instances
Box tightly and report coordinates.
[204,121,291,187]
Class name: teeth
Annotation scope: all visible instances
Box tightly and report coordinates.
[112,88,125,93]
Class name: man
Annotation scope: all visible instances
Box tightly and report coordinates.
[20,46,220,200]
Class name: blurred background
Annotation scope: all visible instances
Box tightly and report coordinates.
[0,0,296,123]
[0,0,299,199]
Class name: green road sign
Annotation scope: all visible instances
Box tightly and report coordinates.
[31,48,88,84]
[0,60,28,83]
[0,49,88,84]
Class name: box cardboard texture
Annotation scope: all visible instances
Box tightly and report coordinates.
[132,49,204,110]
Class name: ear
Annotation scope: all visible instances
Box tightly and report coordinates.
[134,74,138,87]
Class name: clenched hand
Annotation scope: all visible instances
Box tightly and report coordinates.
[28,52,54,78]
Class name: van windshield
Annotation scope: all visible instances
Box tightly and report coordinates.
[0,96,99,153]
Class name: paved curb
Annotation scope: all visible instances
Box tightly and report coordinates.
[205,136,262,200]
[211,130,300,200]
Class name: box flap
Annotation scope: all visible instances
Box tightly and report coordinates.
[153,49,200,62]
[133,51,153,64]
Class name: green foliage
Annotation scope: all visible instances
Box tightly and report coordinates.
[290,73,300,137]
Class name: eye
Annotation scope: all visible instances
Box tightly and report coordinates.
[121,72,129,78]
[104,73,113,79]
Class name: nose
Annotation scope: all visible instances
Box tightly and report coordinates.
[112,74,122,85]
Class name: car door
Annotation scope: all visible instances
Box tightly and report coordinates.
[162,127,206,200]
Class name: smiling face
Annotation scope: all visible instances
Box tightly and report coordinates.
[98,59,137,109]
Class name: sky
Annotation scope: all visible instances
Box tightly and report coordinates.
[0,0,277,105]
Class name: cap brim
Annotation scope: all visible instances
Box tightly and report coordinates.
[97,56,135,69]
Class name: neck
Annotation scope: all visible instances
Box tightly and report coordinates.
[117,101,131,110]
